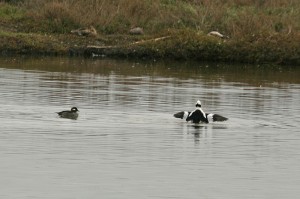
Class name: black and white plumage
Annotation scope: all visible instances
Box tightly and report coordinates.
[173,100,228,123]
[173,111,191,120]
[173,111,228,123]
[57,107,79,120]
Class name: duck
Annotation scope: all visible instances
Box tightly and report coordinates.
[129,27,144,35]
[174,100,228,123]
[57,107,79,120]
[71,26,97,37]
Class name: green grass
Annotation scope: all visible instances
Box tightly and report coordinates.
[0,3,25,20]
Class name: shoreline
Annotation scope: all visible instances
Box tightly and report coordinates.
[1,29,299,65]
[1,1,300,66]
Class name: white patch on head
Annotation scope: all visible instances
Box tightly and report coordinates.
[196,100,201,106]
[207,113,214,122]
[71,107,78,112]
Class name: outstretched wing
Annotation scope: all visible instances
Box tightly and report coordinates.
[173,111,190,119]
[212,114,228,122]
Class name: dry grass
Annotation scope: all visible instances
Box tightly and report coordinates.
[17,0,299,37]
[1,0,299,64]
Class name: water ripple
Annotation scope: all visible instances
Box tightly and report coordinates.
[0,57,300,199]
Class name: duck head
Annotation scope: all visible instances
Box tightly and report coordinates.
[71,107,79,112]
[195,100,201,108]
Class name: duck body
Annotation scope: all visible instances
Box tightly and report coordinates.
[186,108,208,123]
[173,100,228,124]
[57,107,79,120]
[174,110,228,123]
[71,26,97,37]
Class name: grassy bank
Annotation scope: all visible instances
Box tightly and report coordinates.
[0,0,299,64]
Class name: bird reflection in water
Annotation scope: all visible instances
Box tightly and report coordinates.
[181,123,228,144]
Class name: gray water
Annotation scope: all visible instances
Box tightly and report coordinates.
[0,57,299,199]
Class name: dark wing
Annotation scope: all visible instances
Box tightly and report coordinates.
[212,114,228,122]
[57,110,68,116]
[173,111,190,119]
[173,111,184,119]
[57,111,63,116]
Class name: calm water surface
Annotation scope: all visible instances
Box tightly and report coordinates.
[0,57,299,199]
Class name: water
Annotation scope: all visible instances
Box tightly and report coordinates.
[0,57,299,199]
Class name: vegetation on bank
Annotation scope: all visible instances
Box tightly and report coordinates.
[0,0,299,64]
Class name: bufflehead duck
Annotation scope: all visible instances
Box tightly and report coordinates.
[57,107,79,120]
[174,100,228,123]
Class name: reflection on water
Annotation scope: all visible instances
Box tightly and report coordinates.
[0,57,299,199]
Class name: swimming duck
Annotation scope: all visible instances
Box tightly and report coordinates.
[174,100,228,123]
[57,107,79,120]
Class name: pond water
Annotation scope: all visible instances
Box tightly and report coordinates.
[0,57,299,199]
